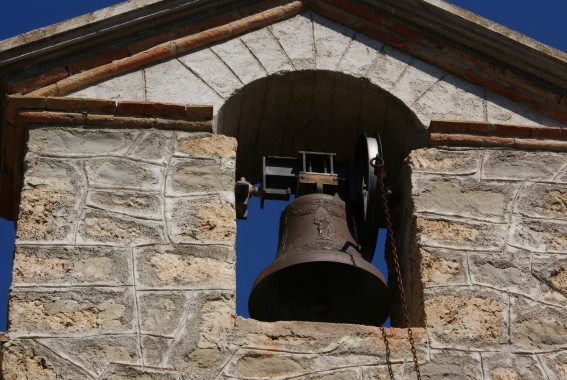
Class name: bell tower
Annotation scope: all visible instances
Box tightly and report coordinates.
[1,1,566,378]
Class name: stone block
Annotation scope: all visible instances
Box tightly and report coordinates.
[339,33,383,78]
[12,246,132,287]
[138,291,235,352]
[390,57,445,106]
[85,158,163,191]
[515,182,567,220]
[166,293,235,372]
[510,295,567,350]
[536,281,567,308]
[174,349,235,380]
[412,176,518,223]
[532,253,567,307]
[70,70,145,101]
[145,59,224,110]
[135,244,234,290]
[9,288,135,336]
[233,319,357,354]
[178,48,242,99]
[141,335,173,367]
[23,155,83,192]
[27,127,136,157]
[166,196,235,244]
[539,351,567,380]
[38,335,141,376]
[194,295,235,349]
[419,247,468,287]
[174,133,237,159]
[482,352,547,380]
[416,217,507,251]
[137,291,192,337]
[183,348,227,372]
[240,27,294,75]
[211,38,266,84]
[361,366,404,380]
[482,150,566,181]
[167,158,234,196]
[555,169,567,183]
[77,209,166,246]
[2,339,93,379]
[313,13,354,71]
[405,350,482,380]
[100,364,181,380]
[486,89,560,126]
[86,190,162,220]
[18,156,83,243]
[424,287,508,349]
[224,351,308,379]
[411,74,485,124]
[367,45,413,90]
[270,13,315,70]
[408,148,480,175]
[468,248,539,298]
[308,353,395,376]
[126,130,172,164]
[17,186,77,243]
[509,216,567,253]
[231,319,428,365]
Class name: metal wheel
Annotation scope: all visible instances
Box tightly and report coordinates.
[352,133,383,261]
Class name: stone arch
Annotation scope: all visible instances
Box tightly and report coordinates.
[216,69,426,190]
[69,12,562,135]
[218,68,427,326]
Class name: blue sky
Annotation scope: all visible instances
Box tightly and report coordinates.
[1,0,567,331]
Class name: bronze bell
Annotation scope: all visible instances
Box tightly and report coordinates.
[248,193,390,326]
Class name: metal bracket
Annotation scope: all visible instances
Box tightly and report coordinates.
[235,133,391,259]
[235,178,257,219]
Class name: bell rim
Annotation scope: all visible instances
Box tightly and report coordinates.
[251,250,387,290]
[248,250,390,325]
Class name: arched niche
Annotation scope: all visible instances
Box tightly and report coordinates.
[217,69,427,326]
[217,70,427,192]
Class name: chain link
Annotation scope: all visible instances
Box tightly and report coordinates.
[380,327,396,380]
[370,156,422,380]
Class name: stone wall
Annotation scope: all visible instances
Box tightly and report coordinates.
[3,121,566,378]
[2,126,239,379]
[404,147,567,379]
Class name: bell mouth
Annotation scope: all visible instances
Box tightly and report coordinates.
[248,251,390,326]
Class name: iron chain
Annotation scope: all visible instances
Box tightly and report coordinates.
[370,156,422,380]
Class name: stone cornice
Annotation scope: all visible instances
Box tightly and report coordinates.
[0,0,237,67]
[363,0,567,89]
[1,0,567,94]
[17,1,305,97]
[428,120,567,151]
